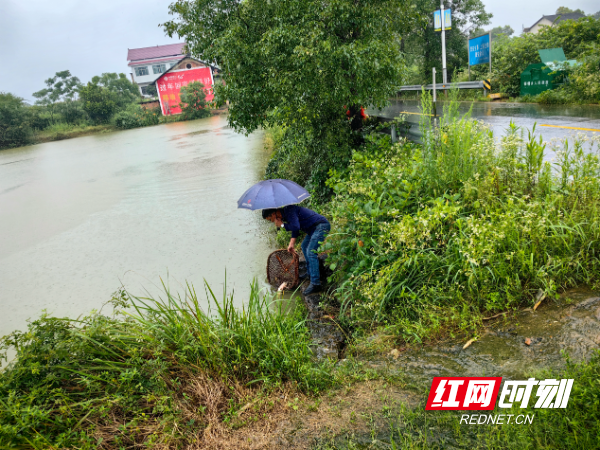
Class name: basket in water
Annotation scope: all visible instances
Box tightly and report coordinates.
[267,249,299,289]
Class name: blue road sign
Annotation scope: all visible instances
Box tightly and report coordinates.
[469,34,491,66]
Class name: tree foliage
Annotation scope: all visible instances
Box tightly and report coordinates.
[145,83,158,97]
[32,70,82,124]
[0,93,31,149]
[488,25,514,39]
[164,0,424,198]
[403,0,492,84]
[79,83,117,124]
[179,81,211,119]
[91,73,141,108]
[484,16,600,97]
[556,6,585,15]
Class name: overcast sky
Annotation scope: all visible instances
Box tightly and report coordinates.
[1,0,599,102]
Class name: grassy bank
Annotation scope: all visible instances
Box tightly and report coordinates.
[33,123,115,144]
[6,107,229,149]
[0,281,333,449]
[317,96,600,343]
[313,351,600,449]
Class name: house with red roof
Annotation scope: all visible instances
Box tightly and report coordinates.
[127,43,187,96]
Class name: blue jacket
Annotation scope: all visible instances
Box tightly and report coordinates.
[282,205,328,238]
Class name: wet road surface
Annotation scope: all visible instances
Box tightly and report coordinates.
[371,100,600,143]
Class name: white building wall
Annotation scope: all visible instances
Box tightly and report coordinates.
[130,59,182,95]
[529,18,554,34]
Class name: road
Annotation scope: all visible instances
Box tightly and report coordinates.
[371,99,600,143]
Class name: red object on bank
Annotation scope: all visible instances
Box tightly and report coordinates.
[345,107,368,119]
[425,377,503,410]
[156,67,214,116]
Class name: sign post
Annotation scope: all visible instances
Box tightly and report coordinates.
[434,4,451,88]
[432,67,437,116]
[488,31,492,75]
[440,1,447,85]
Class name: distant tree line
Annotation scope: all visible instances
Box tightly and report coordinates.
[467,9,600,102]
[1,69,213,150]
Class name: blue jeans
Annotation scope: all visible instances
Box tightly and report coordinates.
[301,222,330,285]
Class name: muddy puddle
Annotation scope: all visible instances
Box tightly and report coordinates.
[275,290,600,450]
[367,289,600,384]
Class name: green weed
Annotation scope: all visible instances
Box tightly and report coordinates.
[0,280,332,448]
[324,94,600,343]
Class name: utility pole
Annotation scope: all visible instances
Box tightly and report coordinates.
[489,31,492,76]
[440,0,447,85]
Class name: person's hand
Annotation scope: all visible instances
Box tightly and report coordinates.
[287,241,296,254]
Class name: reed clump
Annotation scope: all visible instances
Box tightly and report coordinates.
[0,281,333,449]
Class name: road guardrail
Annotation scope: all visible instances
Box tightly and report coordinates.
[399,81,485,92]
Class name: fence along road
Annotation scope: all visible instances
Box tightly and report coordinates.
[370,98,600,146]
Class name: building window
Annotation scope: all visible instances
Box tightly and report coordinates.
[152,64,167,74]
[134,66,149,77]
[141,86,149,95]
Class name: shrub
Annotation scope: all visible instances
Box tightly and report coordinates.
[325,96,600,342]
[534,88,574,104]
[265,121,355,203]
[488,16,600,98]
[113,104,160,129]
[179,81,212,120]
[79,82,117,124]
[0,92,31,149]
[0,281,332,448]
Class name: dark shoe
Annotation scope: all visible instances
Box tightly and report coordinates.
[303,283,321,295]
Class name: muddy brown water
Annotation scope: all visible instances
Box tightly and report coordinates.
[0,116,275,339]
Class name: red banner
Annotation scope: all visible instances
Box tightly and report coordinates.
[157,67,214,116]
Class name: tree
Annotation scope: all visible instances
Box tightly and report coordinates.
[556,7,585,15]
[163,0,423,198]
[32,70,82,124]
[91,73,141,109]
[179,81,211,119]
[489,17,600,96]
[0,93,31,149]
[145,84,158,97]
[403,0,492,84]
[79,83,117,124]
[489,25,514,39]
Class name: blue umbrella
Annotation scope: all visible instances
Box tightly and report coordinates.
[237,179,310,210]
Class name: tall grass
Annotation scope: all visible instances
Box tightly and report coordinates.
[325,92,600,342]
[0,281,331,449]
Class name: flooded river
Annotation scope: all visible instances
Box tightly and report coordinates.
[0,115,274,338]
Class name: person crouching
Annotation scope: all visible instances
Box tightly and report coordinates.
[262,205,330,295]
